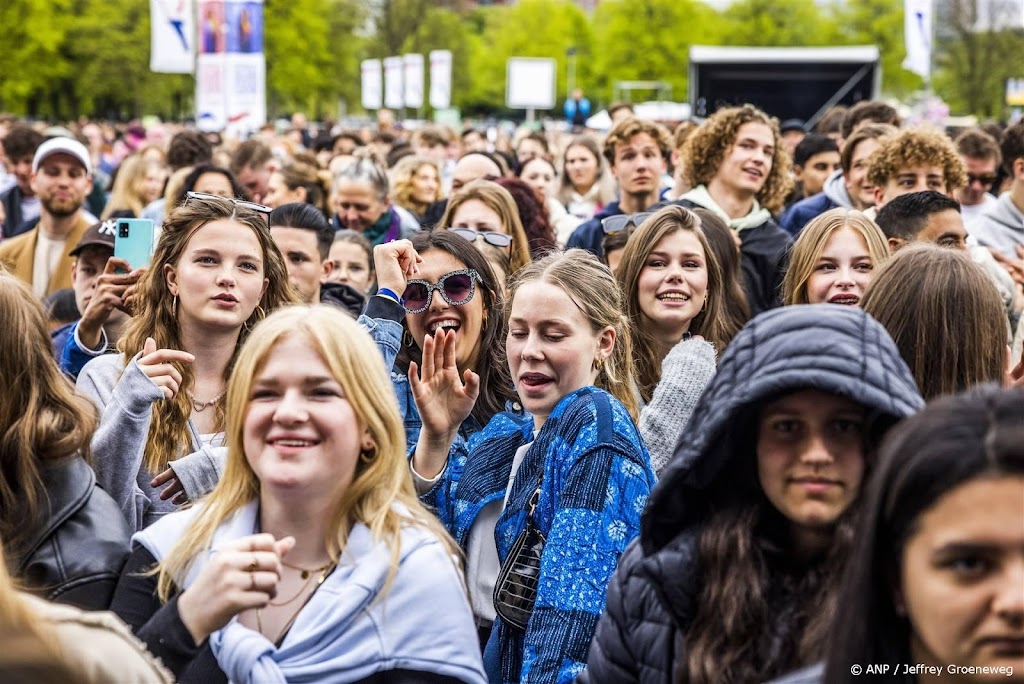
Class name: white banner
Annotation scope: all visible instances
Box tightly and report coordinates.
[195,0,266,134]
[403,54,424,109]
[150,0,194,73]
[506,58,556,110]
[384,56,404,109]
[361,59,383,110]
[903,0,932,79]
[429,50,452,109]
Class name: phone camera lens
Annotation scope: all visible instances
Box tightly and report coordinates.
[119,226,129,237]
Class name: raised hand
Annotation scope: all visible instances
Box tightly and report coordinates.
[372,239,421,297]
[177,534,294,645]
[78,257,143,349]
[137,336,195,400]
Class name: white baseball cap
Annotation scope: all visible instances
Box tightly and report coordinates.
[32,137,92,176]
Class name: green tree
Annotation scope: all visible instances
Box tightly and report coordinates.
[0,0,74,115]
[591,0,724,106]
[397,6,476,115]
[831,0,923,97]
[721,0,840,47]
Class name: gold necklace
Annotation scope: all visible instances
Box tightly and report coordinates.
[281,559,334,580]
[256,564,334,641]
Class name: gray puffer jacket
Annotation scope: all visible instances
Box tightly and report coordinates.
[580,305,925,684]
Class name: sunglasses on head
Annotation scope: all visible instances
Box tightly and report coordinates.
[450,228,514,248]
[185,191,272,218]
[966,173,997,187]
[402,268,482,314]
[601,212,655,234]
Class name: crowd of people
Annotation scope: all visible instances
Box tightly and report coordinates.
[0,100,1022,684]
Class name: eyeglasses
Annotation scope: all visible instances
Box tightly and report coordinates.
[966,173,997,187]
[402,269,482,314]
[450,228,514,248]
[185,191,272,217]
[601,212,654,234]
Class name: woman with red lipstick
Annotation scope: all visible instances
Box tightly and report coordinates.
[782,208,889,306]
[773,385,1024,684]
[77,195,297,531]
[582,304,924,684]
[615,205,739,474]
[409,250,655,682]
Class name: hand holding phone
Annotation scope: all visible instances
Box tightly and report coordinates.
[114,218,156,271]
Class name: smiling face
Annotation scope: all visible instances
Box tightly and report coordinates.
[334,179,387,233]
[507,280,614,429]
[164,218,269,333]
[797,150,842,197]
[404,250,485,370]
[564,143,599,192]
[636,229,708,339]
[757,389,867,546]
[844,138,882,210]
[902,477,1024,679]
[611,132,666,197]
[410,163,440,205]
[520,158,556,200]
[711,122,775,199]
[244,334,371,503]
[806,227,875,305]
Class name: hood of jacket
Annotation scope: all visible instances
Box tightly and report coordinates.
[319,281,365,318]
[641,304,924,554]
[822,170,854,209]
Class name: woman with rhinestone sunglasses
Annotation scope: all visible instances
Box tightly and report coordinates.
[76,195,299,531]
[438,180,533,279]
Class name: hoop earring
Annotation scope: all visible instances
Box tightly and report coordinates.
[256,304,266,321]
[403,329,416,349]
[359,446,377,463]
[701,294,708,312]
[593,357,604,373]
[172,295,178,319]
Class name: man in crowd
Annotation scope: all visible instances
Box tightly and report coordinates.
[790,134,841,203]
[841,99,900,140]
[0,138,93,299]
[0,124,46,238]
[972,120,1024,261]
[954,128,1003,229]
[874,190,968,252]
[420,151,504,229]
[229,139,274,204]
[141,129,213,224]
[566,117,670,256]
[865,126,965,218]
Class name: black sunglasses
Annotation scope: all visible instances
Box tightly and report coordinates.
[402,268,482,314]
[966,173,997,187]
[601,212,655,234]
[450,228,514,248]
[185,191,272,217]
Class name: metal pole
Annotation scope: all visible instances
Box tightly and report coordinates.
[566,46,577,99]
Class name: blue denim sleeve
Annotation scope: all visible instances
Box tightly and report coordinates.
[358,294,405,373]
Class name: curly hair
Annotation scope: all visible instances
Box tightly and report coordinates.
[389,155,442,217]
[118,196,300,473]
[683,105,794,214]
[495,176,557,259]
[602,118,672,166]
[865,126,967,191]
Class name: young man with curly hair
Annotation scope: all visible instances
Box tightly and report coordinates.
[674,104,794,314]
[566,117,671,256]
[865,125,967,216]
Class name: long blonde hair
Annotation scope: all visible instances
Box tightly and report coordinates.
[118,196,299,473]
[102,154,160,219]
[157,305,459,600]
[615,206,730,404]
[504,250,640,420]
[782,208,890,305]
[0,270,97,565]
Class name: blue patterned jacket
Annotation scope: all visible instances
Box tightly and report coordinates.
[422,386,655,684]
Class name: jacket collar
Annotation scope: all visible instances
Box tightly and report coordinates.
[18,457,95,571]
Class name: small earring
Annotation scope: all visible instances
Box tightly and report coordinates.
[593,357,604,373]
[701,294,708,312]
[403,329,416,349]
[359,446,377,463]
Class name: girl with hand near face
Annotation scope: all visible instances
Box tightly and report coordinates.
[775,385,1024,684]
[411,250,655,683]
[583,305,924,684]
[76,196,298,531]
[616,206,739,475]
[783,209,890,306]
[111,306,485,684]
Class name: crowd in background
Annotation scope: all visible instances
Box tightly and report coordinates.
[0,101,1022,684]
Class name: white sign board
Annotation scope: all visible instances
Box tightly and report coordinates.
[384,56,404,109]
[403,54,424,109]
[361,59,382,110]
[506,58,556,110]
[429,50,453,109]
[150,0,195,73]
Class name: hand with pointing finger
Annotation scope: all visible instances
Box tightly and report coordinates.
[137,337,195,401]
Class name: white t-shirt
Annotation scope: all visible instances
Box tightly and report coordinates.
[961,193,999,232]
[32,232,68,299]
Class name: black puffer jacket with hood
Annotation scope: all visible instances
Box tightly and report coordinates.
[580,305,925,684]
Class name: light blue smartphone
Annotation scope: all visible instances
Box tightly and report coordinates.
[114,218,155,271]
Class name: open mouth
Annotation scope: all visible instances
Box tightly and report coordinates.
[519,372,553,393]
[657,292,691,303]
[829,294,860,305]
[427,319,461,334]
[269,438,320,448]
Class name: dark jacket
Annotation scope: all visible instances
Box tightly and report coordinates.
[0,184,32,238]
[565,200,623,256]
[673,199,791,315]
[320,281,365,318]
[581,305,925,684]
[15,457,132,611]
[778,193,839,237]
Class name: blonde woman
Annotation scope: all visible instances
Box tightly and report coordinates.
[102,154,166,218]
[438,179,532,276]
[111,306,485,683]
[782,208,890,306]
[390,155,443,220]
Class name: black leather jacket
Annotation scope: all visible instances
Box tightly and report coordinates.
[15,457,131,610]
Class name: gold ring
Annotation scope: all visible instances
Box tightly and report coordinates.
[247,555,258,573]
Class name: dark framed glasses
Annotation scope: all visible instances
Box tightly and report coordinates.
[402,268,482,314]
[450,228,514,248]
[966,173,997,187]
[185,191,272,217]
[601,212,654,234]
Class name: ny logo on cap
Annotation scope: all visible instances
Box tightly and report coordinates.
[98,220,118,236]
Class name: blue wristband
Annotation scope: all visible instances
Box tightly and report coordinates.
[376,287,402,304]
